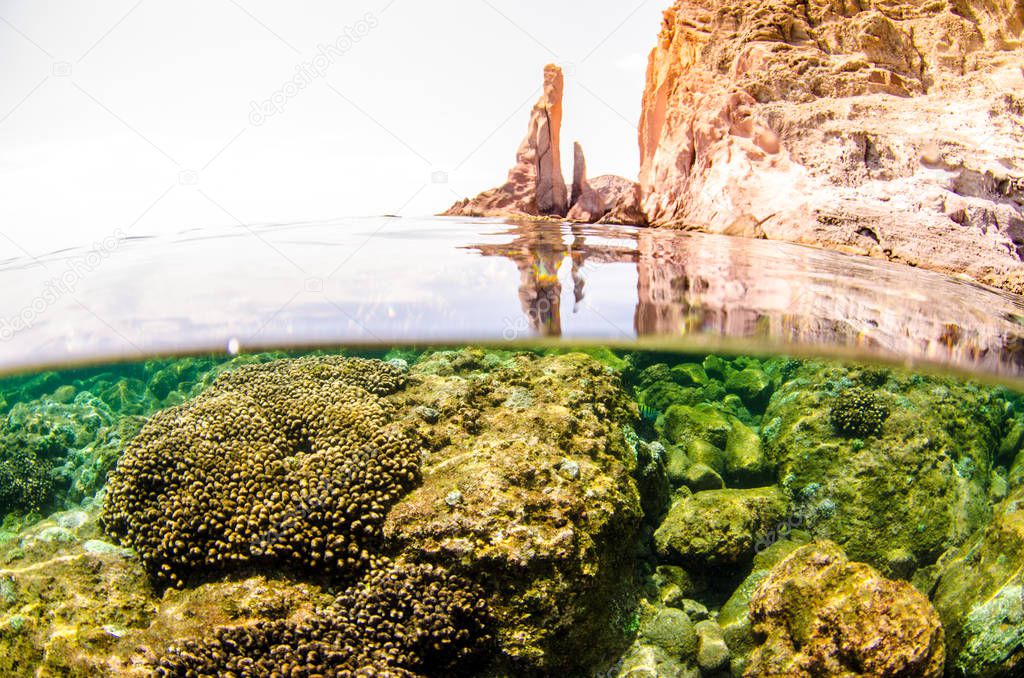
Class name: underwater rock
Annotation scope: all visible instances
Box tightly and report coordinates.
[384,350,643,673]
[763,362,1003,575]
[443,64,569,218]
[638,604,698,659]
[613,642,697,678]
[723,418,769,487]
[102,356,419,588]
[1011,448,1024,489]
[654,486,787,566]
[683,462,724,492]
[659,403,732,449]
[694,619,730,674]
[638,0,1024,292]
[928,485,1024,676]
[746,540,945,677]
[724,367,771,410]
[1000,419,1024,465]
[718,537,810,676]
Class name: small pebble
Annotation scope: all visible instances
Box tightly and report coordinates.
[558,459,580,480]
[417,406,439,424]
[445,489,463,507]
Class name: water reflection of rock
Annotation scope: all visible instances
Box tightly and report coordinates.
[467,221,636,336]
[635,229,1024,373]
[466,220,1024,374]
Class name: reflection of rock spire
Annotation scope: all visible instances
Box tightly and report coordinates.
[467,221,638,337]
[569,226,587,312]
[468,221,567,336]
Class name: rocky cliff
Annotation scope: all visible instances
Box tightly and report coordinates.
[444,65,642,224]
[639,0,1024,291]
[445,64,568,218]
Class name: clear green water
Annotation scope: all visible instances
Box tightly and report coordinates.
[0,346,1022,677]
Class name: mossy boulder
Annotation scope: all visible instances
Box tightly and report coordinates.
[659,403,732,449]
[929,485,1024,676]
[0,393,130,515]
[653,487,787,566]
[724,418,769,487]
[384,350,644,674]
[747,540,946,677]
[724,367,771,411]
[762,362,1002,575]
[718,537,810,675]
[638,605,697,658]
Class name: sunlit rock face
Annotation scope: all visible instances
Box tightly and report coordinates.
[443,65,645,224]
[444,64,568,218]
[638,0,1024,291]
[567,142,606,223]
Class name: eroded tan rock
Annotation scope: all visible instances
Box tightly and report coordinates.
[567,141,606,222]
[747,540,946,677]
[639,0,1024,291]
[444,64,568,218]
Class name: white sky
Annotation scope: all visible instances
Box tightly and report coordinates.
[0,0,664,259]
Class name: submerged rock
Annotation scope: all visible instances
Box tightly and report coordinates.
[763,362,1002,575]
[718,537,809,676]
[928,485,1024,676]
[384,350,643,672]
[747,540,946,677]
[654,486,787,566]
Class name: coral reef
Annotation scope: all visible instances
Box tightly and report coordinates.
[828,386,890,437]
[102,356,419,588]
[0,347,1020,676]
[747,540,946,677]
[155,559,491,677]
[96,350,644,675]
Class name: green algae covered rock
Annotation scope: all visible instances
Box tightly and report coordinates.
[385,350,643,673]
[928,485,1024,676]
[724,418,769,486]
[718,537,810,675]
[725,367,771,410]
[660,403,732,449]
[654,487,787,566]
[747,540,946,678]
[638,605,697,658]
[763,362,1003,576]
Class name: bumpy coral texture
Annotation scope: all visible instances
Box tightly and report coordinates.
[155,559,491,678]
[101,357,421,588]
[828,387,889,437]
